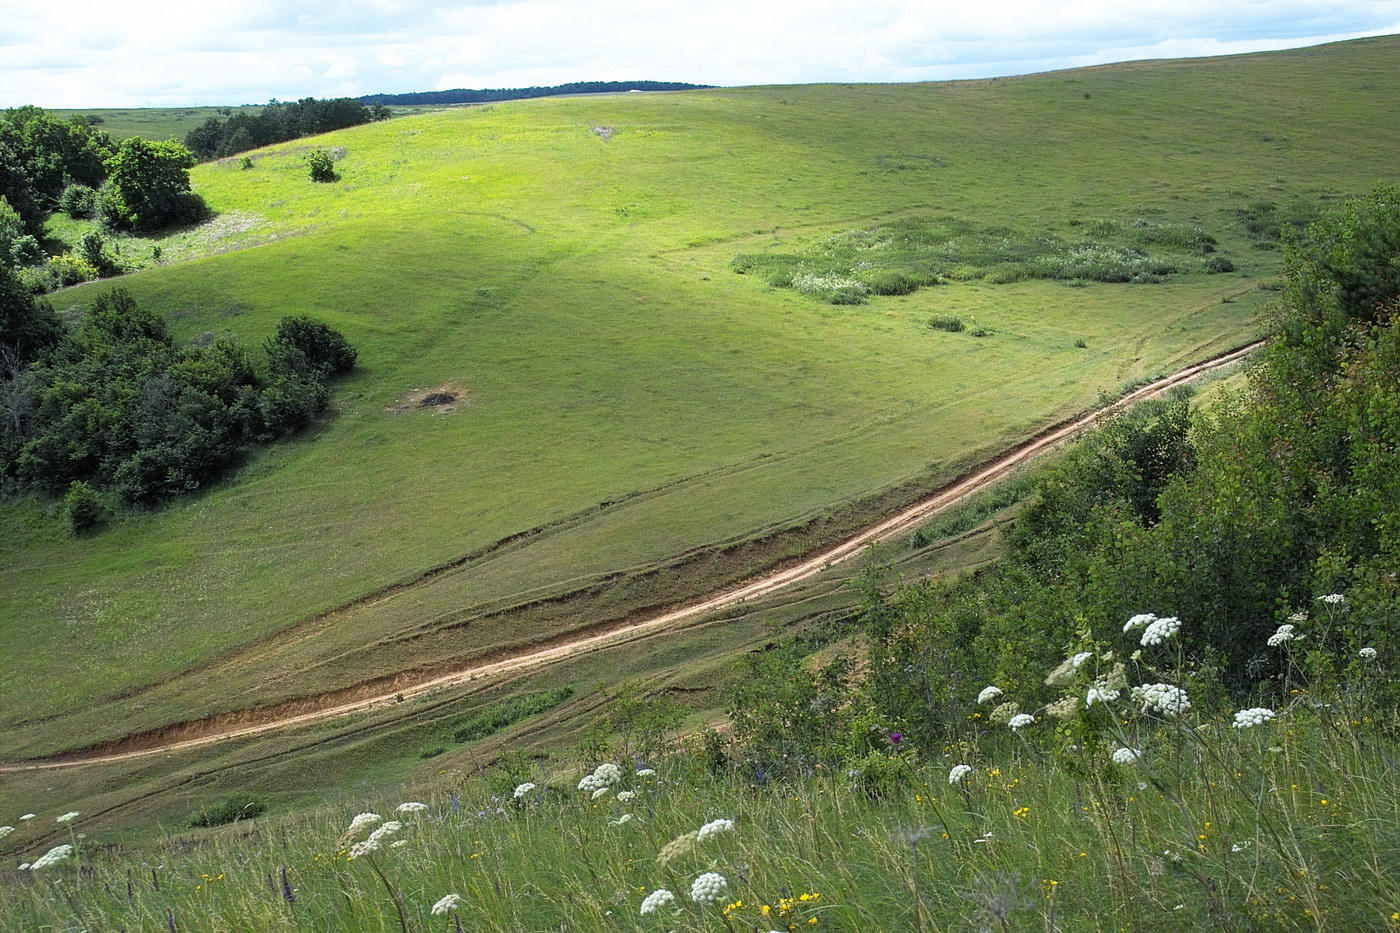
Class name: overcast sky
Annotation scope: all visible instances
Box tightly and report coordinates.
[3,1,1399,108]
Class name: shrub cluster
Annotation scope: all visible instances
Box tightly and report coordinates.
[184,97,387,161]
[0,288,356,512]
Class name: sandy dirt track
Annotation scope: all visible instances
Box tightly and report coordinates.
[0,341,1260,772]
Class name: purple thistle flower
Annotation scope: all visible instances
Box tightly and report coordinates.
[889,732,903,744]
[280,865,296,905]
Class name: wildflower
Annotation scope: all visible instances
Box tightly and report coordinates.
[1046,695,1080,719]
[1233,707,1276,729]
[989,701,1021,725]
[1071,651,1093,669]
[617,790,636,802]
[591,787,611,800]
[396,802,428,814]
[1140,616,1181,647]
[1123,613,1157,633]
[55,811,80,823]
[343,812,381,838]
[1013,806,1030,818]
[366,821,401,844]
[348,839,380,859]
[19,814,34,821]
[513,782,537,799]
[578,774,604,793]
[29,844,73,870]
[390,840,408,848]
[697,818,735,841]
[1086,683,1120,705]
[431,893,463,915]
[1231,841,1251,852]
[1360,647,1378,660]
[1132,682,1191,717]
[610,814,634,826]
[1111,747,1143,765]
[690,872,729,905]
[640,888,676,915]
[0,826,12,839]
[949,764,973,785]
[888,731,903,744]
[593,762,622,785]
[977,686,1003,705]
[1267,624,1297,647]
[1007,713,1035,731]
[658,830,699,866]
[636,768,657,777]
[1319,594,1346,606]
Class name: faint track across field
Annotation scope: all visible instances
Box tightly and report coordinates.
[0,340,1260,773]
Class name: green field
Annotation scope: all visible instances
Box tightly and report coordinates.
[3,35,1398,795]
[46,105,266,141]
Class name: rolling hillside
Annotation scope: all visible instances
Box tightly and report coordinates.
[3,34,1398,793]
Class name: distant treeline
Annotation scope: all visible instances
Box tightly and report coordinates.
[357,80,713,107]
[185,97,390,160]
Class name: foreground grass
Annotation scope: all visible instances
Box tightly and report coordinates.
[4,37,1400,763]
[4,686,1397,932]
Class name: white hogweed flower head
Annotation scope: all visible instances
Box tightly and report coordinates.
[366,821,401,844]
[592,762,622,786]
[1267,624,1297,647]
[1111,747,1143,765]
[640,888,676,915]
[610,813,634,826]
[1140,616,1181,647]
[616,790,636,802]
[431,893,463,916]
[948,764,973,785]
[976,686,1003,705]
[55,811,80,823]
[696,818,734,841]
[1132,683,1191,717]
[1123,613,1157,633]
[1086,683,1120,706]
[513,782,537,799]
[19,814,35,821]
[658,830,699,866]
[1007,713,1035,731]
[635,768,657,777]
[0,826,13,839]
[690,871,729,905]
[396,802,428,814]
[1359,647,1378,660]
[1070,651,1093,669]
[591,787,611,800]
[344,813,381,837]
[1232,707,1276,729]
[30,844,74,870]
[578,774,604,794]
[348,838,380,859]
[1319,593,1346,606]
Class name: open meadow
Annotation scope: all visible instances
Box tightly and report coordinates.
[3,36,1400,836]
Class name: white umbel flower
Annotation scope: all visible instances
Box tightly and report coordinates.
[636,768,657,777]
[1359,647,1378,660]
[592,762,622,785]
[1140,616,1181,647]
[948,764,973,785]
[1070,651,1093,669]
[0,826,13,839]
[1132,683,1192,717]
[640,888,676,915]
[690,872,729,905]
[55,811,80,823]
[578,774,604,793]
[1086,683,1120,706]
[29,844,74,870]
[616,790,636,802]
[513,782,537,799]
[976,686,1003,705]
[610,813,634,826]
[591,787,611,800]
[697,818,734,841]
[396,802,428,814]
[1007,713,1035,730]
[431,893,463,916]
[1267,624,1297,647]
[1123,613,1157,633]
[348,839,380,859]
[344,812,381,837]
[1232,707,1276,729]
[365,821,401,844]
[1319,593,1346,605]
[1111,747,1143,765]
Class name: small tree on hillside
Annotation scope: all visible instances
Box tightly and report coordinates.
[99,137,207,232]
[306,149,337,183]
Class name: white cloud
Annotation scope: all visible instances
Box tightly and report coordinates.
[1,0,1397,106]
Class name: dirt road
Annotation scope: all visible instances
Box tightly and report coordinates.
[0,341,1260,772]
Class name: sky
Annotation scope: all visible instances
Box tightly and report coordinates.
[3,0,1399,108]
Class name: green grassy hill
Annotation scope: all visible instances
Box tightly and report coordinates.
[3,35,1398,785]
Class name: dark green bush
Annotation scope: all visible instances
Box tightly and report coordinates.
[1203,256,1236,274]
[859,269,923,295]
[270,316,357,378]
[188,792,268,828]
[928,314,964,333]
[62,480,105,535]
[306,149,337,183]
[58,183,96,219]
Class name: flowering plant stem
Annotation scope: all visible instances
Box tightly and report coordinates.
[361,854,409,933]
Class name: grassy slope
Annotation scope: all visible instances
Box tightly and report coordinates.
[3,38,1399,759]
[46,106,266,142]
